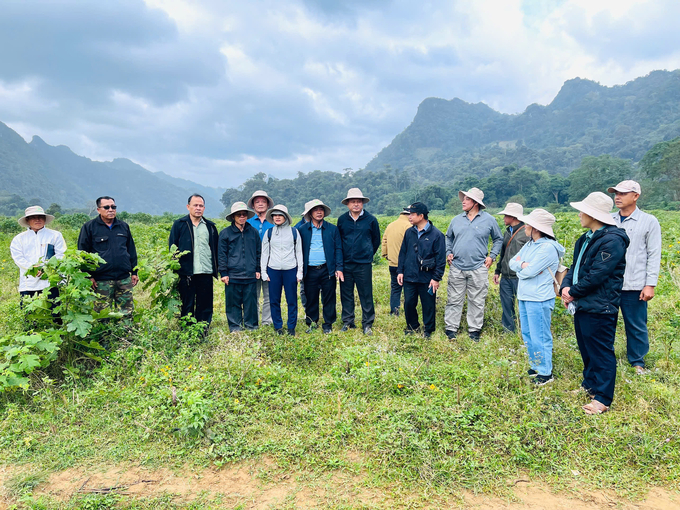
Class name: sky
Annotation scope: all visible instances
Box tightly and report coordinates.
[1,0,680,188]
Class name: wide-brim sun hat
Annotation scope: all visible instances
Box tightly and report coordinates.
[497,202,523,218]
[266,204,293,224]
[518,209,556,238]
[458,187,486,209]
[18,206,55,228]
[341,188,370,205]
[247,190,274,209]
[607,180,641,195]
[570,192,616,226]
[303,199,331,221]
[226,202,255,222]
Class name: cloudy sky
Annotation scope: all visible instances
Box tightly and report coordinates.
[1,0,680,188]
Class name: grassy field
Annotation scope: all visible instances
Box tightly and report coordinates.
[0,211,679,509]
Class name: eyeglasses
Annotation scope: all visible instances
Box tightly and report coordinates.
[234,212,248,217]
[101,205,117,210]
[26,216,45,221]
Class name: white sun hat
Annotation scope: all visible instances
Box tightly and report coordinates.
[247,190,275,209]
[265,204,293,224]
[458,187,486,209]
[518,209,556,238]
[18,206,55,228]
[570,192,616,226]
[303,199,331,221]
[225,202,255,222]
[341,188,370,205]
[496,202,523,218]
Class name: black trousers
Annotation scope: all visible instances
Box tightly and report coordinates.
[499,277,519,332]
[403,281,437,334]
[389,266,403,312]
[574,311,618,407]
[178,274,214,325]
[340,262,374,328]
[224,281,258,332]
[303,264,337,328]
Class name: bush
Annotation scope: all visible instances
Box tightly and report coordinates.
[0,217,22,234]
[55,213,91,229]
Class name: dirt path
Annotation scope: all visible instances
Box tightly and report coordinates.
[1,462,679,509]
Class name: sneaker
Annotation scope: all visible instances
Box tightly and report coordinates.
[423,331,432,339]
[363,326,373,336]
[532,374,554,386]
[634,365,649,375]
[322,326,332,334]
[275,328,285,336]
[305,323,317,334]
[469,330,481,342]
[391,308,400,317]
[527,369,538,377]
[340,323,355,332]
[445,329,457,340]
[287,328,296,336]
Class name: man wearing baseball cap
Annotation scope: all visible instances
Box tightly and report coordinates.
[397,203,446,338]
[608,180,662,375]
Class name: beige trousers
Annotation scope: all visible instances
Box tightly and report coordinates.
[444,265,489,333]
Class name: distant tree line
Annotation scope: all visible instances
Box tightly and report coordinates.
[221,138,680,216]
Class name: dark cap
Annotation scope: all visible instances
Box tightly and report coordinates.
[406,202,428,215]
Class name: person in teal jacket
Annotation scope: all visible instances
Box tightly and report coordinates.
[510,209,565,386]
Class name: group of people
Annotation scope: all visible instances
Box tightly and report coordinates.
[9,180,661,415]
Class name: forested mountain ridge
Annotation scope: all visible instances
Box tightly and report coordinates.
[366,70,680,181]
[0,122,224,216]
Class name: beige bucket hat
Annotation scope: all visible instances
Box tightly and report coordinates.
[458,187,486,209]
[607,180,641,195]
[518,209,556,238]
[496,202,523,218]
[303,199,331,221]
[247,190,275,209]
[225,202,255,222]
[570,192,616,226]
[18,206,55,228]
[266,204,293,224]
[341,188,370,205]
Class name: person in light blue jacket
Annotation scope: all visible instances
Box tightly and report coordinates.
[509,209,565,386]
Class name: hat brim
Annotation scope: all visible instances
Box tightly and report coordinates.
[303,204,331,221]
[266,209,293,225]
[18,213,55,228]
[517,214,555,238]
[607,186,639,194]
[569,201,616,226]
[341,196,369,205]
[247,195,274,209]
[496,209,520,217]
[458,191,486,209]
[226,209,256,222]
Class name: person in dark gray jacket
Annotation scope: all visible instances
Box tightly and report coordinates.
[218,202,261,332]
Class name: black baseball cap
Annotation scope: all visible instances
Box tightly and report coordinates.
[406,202,428,215]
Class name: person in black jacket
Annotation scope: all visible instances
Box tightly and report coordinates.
[218,202,261,332]
[397,203,446,338]
[77,196,138,316]
[336,188,381,335]
[561,192,629,415]
[298,199,344,334]
[168,194,219,327]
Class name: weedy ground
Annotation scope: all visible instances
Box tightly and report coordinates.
[0,212,679,509]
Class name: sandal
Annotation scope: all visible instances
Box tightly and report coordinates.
[582,399,609,415]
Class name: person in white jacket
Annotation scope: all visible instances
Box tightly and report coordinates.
[10,206,66,303]
[260,204,303,335]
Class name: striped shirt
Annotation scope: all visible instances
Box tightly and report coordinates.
[612,207,662,290]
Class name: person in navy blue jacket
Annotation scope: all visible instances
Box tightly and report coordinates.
[397,203,446,338]
[336,188,381,335]
[297,199,343,334]
[561,192,629,415]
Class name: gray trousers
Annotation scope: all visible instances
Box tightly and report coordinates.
[445,265,489,333]
[499,276,519,333]
[255,279,272,326]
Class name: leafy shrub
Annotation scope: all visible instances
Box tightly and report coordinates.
[55,213,91,229]
[0,217,22,234]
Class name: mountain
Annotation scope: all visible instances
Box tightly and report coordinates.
[365,69,680,181]
[0,123,223,216]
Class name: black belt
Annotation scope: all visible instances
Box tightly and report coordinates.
[309,264,327,270]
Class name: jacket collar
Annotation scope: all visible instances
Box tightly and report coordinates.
[95,215,118,228]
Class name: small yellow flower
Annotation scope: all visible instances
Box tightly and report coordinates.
[429,384,436,390]
[234,398,240,404]
[397,384,404,389]
[366,362,370,366]
[200,376,204,380]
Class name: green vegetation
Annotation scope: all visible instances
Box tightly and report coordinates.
[0,212,678,508]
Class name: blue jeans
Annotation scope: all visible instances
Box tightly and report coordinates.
[518,299,555,376]
[620,290,649,367]
[268,267,298,331]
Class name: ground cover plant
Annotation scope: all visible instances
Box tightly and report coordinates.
[0,211,678,508]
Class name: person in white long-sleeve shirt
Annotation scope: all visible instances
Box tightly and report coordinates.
[10,206,66,302]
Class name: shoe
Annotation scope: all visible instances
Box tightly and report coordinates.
[527,369,538,377]
[363,326,373,336]
[445,329,457,340]
[322,326,332,334]
[423,332,432,339]
[532,374,554,386]
[391,308,400,317]
[305,323,317,334]
[634,365,649,375]
[469,330,481,342]
[287,328,296,336]
[275,328,285,335]
[340,323,355,332]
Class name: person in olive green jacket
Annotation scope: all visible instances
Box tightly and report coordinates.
[382,210,412,315]
[493,203,530,333]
